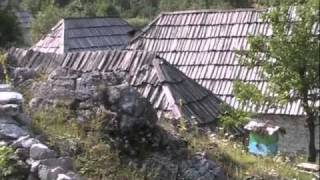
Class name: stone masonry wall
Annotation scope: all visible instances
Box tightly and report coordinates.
[253,115,320,155]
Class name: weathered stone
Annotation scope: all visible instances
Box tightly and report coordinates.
[13,67,37,84]
[39,157,74,171]
[178,153,225,180]
[29,160,40,173]
[12,136,41,149]
[0,104,20,116]
[27,174,40,180]
[15,148,29,160]
[0,115,17,124]
[57,174,73,180]
[0,84,12,92]
[15,112,32,126]
[30,144,57,160]
[0,123,29,139]
[38,165,66,180]
[139,154,179,180]
[0,91,23,104]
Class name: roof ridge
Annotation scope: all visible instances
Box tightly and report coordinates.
[129,13,163,44]
[62,16,123,20]
[160,8,267,15]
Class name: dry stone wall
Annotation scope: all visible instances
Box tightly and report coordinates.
[0,84,82,180]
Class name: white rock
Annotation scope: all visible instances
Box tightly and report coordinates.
[57,174,72,180]
[0,84,12,92]
[0,92,23,104]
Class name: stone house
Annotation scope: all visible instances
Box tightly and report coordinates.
[128,9,319,154]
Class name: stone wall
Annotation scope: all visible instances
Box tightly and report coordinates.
[253,115,320,155]
[1,65,226,180]
[0,84,82,180]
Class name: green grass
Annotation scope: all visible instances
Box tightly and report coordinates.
[27,107,316,180]
[29,108,144,180]
[186,132,315,180]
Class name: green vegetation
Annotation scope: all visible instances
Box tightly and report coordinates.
[185,132,315,179]
[0,52,10,84]
[236,0,320,162]
[21,0,262,43]
[0,146,28,179]
[0,146,16,178]
[218,103,250,132]
[0,9,22,47]
[29,107,144,180]
[30,5,64,43]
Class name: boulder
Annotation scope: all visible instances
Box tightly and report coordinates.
[0,91,23,104]
[0,104,21,116]
[39,157,74,171]
[179,153,225,180]
[0,84,12,91]
[0,123,29,140]
[12,136,41,149]
[38,165,66,180]
[30,144,57,160]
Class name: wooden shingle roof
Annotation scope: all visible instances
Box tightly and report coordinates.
[8,48,222,124]
[33,17,134,54]
[131,57,222,124]
[128,8,314,115]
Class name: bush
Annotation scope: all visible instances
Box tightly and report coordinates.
[0,146,28,179]
[0,52,10,84]
[218,104,250,131]
[0,146,15,177]
[0,9,22,47]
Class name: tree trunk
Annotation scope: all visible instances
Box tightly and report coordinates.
[306,115,317,162]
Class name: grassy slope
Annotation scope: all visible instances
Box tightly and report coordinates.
[25,106,315,180]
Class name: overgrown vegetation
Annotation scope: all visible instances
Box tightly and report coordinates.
[29,107,144,180]
[183,131,315,179]
[0,146,16,178]
[0,52,10,84]
[0,146,27,179]
[218,103,250,132]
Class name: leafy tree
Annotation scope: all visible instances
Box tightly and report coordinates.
[31,5,63,43]
[0,9,22,47]
[21,0,55,15]
[96,0,120,17]
[237,0,319,162]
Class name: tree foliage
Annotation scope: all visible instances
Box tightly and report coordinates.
[31,5,63,43]
[0,9,22,48]
[236,0,319,162]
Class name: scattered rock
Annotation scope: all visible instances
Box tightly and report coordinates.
[30,143,57,160]
[0,123,29,139]
[297,162,320,172]
[12,136,41,149]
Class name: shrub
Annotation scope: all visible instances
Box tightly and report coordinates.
[218,104,250,132]
[0,52,10,84]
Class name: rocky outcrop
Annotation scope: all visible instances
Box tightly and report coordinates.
[0,84,82,180]
[26,67,225,180]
